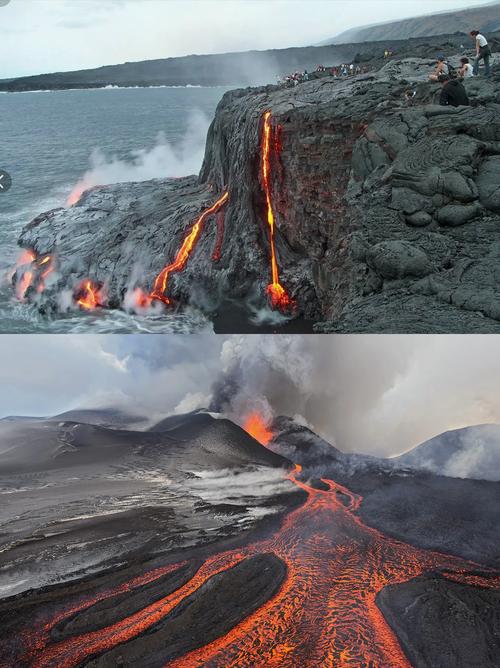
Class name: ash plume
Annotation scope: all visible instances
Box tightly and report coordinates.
[4,335,500,472]
[207,335,500,464]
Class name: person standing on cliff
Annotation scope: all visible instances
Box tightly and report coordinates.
[438,74,469,107]
[470,30,491,77]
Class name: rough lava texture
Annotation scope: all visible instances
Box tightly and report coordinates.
[18,43,500,331]
[378,573,500,668]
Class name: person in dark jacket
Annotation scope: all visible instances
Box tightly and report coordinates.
[438,74,470,107]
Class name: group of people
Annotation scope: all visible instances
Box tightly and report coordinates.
[330,63,370,77]
[429,30,493,108]
[277,62,371,87]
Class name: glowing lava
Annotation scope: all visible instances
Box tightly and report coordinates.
[150,191,229,306]
[261,111,294,311]
[243,412,274,445]
[13,460,500,668]
[67,181,88,207]
[12,249,36,301]
[75,280,106,310]
[36,255,55,294]
[11,250,56,300]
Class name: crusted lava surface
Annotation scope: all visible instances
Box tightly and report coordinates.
[15,34,500,332]
[0,411,499,667]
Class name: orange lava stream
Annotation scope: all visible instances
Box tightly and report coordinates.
[23,465,500,668]
[36,255,55,294]
[261,111,294,311]
[75,280,106,310]
[11,250,56,300]
[150,191,229,306]
[19,563,186,663]
[242,412,274,445]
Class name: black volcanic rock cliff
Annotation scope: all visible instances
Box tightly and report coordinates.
[17,36,500,332]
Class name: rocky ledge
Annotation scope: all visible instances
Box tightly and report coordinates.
[16,48,500,332]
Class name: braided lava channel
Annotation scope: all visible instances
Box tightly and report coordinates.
[9,461,500,668]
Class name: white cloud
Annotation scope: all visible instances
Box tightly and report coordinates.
[0,0,488,78]
[2,334,500,460]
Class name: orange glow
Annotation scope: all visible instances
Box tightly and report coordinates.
[261,111,294,311]
[18,462,500,668]
[67,184,86,207]
[132,287,153,309]
[36,255,55,293]
[243,412,274,445]
[150,191,229,305]
[17,249,36,266]
[75,280,106,310]
[13,249,36,301]
[16,270,34,301]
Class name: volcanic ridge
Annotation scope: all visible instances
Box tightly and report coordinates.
[0,409,499,667]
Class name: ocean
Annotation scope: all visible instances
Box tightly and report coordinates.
[0,86,232,333]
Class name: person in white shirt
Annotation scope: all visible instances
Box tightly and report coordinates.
[470,30,491,77]
[459,57,474,79]
[429,56,449,81]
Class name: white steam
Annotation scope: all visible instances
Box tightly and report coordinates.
[67,109,210,203]
[5,334,500,481]
[186,467,293,504]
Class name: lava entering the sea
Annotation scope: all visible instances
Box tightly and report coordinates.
[149,191,229,306]
[243,412,274,445]
[11,250,56,301]
[260,111,294,312]
[74,279,106,310]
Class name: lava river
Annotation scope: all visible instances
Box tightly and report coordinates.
[7,464,500,668]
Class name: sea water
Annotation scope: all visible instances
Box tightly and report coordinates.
[0,86,232,333]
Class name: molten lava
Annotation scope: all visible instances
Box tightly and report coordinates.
[261,111,294,312]
[13,250,36,301]
[243,412,274,445]
[150,191,229,305]
[75,280,106,310]
[13,460,500,668]
[36,255,55,293]
[67,182,87,207]
[11,250,56,300]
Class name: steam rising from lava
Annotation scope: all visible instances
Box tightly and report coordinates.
[67,110,211,207]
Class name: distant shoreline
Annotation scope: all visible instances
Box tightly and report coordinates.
[0,83,234,94]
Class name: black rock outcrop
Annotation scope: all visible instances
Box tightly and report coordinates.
[17,45,500,332]
[378,573,500,668]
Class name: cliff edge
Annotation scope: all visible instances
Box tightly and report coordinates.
[16,42,500,332]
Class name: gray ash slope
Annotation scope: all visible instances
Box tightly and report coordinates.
[396,423,500,481]
[18,33,500,333]
[0,411,499,668]
[0,412,293,599]
[271,416,500,567]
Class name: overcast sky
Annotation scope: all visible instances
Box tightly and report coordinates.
[2,334,500,458]
[0,0,489,78]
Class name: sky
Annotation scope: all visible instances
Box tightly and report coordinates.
[0,0,491,78]
[2,334,500,459]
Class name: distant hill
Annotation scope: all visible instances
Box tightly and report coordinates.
[395,424,500,481]
[0,411,289,473]
[323,2,500,44]
[0,30,488,92]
